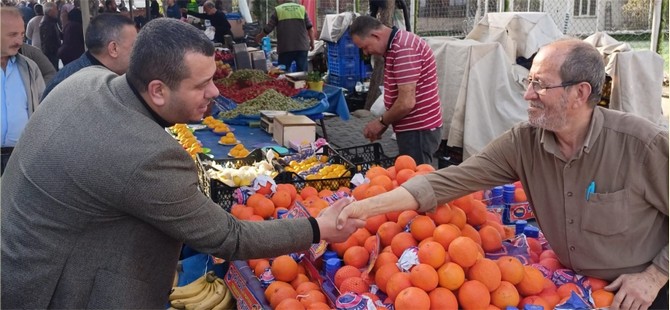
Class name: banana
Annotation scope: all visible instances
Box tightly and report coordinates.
[188,278,228,310]
[211,282,233,310]
[171,282,214,309]
[169,272,209,301]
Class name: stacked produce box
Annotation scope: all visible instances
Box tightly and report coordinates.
[326,30,366,92]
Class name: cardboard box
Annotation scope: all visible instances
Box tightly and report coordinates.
[272,115,316,148]
[259,110,290,134]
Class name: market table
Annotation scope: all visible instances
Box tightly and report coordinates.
[194,124,280,159]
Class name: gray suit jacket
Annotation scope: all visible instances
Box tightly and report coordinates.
[1,67,314,308]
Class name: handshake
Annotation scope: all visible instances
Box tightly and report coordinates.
[315,187,417,244]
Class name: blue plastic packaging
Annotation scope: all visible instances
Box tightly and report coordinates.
[523,225,540,238]
[515,220,528,235]
[325,258,341,281]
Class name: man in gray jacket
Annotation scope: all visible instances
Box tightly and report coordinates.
[1,7,45,174]
[1,18,363,308]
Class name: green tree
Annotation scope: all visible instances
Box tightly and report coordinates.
[251,0,278,27]
[622,0,651,29]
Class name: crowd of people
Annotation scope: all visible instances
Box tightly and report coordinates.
[1,1,667,309]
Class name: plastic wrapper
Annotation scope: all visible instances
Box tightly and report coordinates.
[397,246,419,272]
[555,291,592,310]
[336,292,377,310]
[257,268,274,289]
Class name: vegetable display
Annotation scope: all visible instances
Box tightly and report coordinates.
[218,89,319,119]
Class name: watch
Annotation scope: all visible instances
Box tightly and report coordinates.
[379,115,388,127]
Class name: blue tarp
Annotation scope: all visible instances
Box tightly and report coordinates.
[214,90,329,125]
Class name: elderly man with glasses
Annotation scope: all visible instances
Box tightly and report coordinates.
[337,38,669,310]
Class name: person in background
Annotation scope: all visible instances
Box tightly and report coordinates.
[1,18,364,308]
[165,0,181,19]
[20,43,57,84]
[255,0,314,72]
[17,0,35,31]
[57,6,84,65]
[42,13,136,100]
[59,0,75,28]
[25,3,42,48]
[337,39,669,310]
[186,0,232,43]
[349,15,442,165]
[39,1,61,70]
[150,0,160,18]
[1,7,45,174]
[104,0,118,13]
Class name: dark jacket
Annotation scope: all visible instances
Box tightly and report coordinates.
[39,14,61,58]
[187,10,231,43]
[57,9,84,65]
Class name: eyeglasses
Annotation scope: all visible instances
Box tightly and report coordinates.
[522,77,584,95]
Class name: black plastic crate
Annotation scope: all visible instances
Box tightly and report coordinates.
[274,145,355,191]
[336,143,396,174]
[196,149,280,211]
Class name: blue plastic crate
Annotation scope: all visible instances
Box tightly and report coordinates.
[327,54,360,77]
[328,74,359,92]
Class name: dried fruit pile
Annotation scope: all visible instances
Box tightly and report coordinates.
[215,69,300,103]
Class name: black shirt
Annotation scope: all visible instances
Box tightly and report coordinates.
[187,10,232,43]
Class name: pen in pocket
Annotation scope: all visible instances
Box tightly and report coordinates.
[586,181,596,201]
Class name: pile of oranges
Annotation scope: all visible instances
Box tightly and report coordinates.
[169,124,203,158]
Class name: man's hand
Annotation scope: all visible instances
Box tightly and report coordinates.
[309,40,314,51]
[363,119,387,142]
[336,200,368,230]
[606,265,668,310]
[316,197,365,243]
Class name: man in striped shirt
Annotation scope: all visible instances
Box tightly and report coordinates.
[350,15,442,165]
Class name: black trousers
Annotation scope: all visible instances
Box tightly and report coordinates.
[1,147,13,176]
[650,282,669,310]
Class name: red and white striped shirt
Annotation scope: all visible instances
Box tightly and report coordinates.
[383,30,442,132]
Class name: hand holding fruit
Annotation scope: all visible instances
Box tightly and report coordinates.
[316,197,365,243]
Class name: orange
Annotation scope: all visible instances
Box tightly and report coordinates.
[246,214,264,221]
[254,259,271,277]
[465,200,488,226]
[467,258,502,292]
[365,166,389,180]
[234,206,254,220]
[339,276,369,294]
[409,215,436,241]
[370,175,394,191]
[271,255,299,282]
[591,289,614,308]
[515,266,545,296]
[252,197,275,218]
[364,214,388,235]
[290,274,310,289]
[417,241,446,269]
[394,155,417,172]
[306,302,330,310]
[373,251,398,272]
[276,184,297,201]
[351,228,373,246]
[395,169,416,185]
[394,287,430,310]
[256,181,274,196]
[460,224,482,245]
[396,210,419,228]
[539,257,562,273]
[247,258,265,269]
[415,163,435,172]
[377,221,403,247]
[296,281,321,295]
[352,183,370,201]
[334,265,361,288]
[300,186,319,199]
[374,263,400,293]
[299,289,327,308]
[479,225,503,252]
[586,276,609,291]
[276,298,304,310]
[483,220,507,240]
[448,236,480,268]
[539,249,558,260]
[538,289,561,308]
[429,203,453,225]
[428,287,458,310]
[230,203,247,218]
[526,237,542,255]
[449,206,467,229]
[343,246,370,269]
[496,256,525,285]
[330,236,358,257]
[271,190,292,209]
[390,232,418,257]
[269,286,298,309]
[437,262,465,290]
[386,166,397,180]
[514,188,527,202]
[246,193,265,209]
[519,296,551,310]
[409,263,439,292]
[385,272,412,301]
[318,189,333,198]
[364,184,387,198]
[265,280,292,301]
[557,282,582,299]
[433,224,461,249]
[451,194,475,214]
[337,186,351,195]
[385,210,402,222]
[363,235,378,254]
[491,281,520,309]
[458,280,491,310]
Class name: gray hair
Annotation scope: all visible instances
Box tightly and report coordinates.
[0,6,22,18]
[42,1,56,12]
[127,18,215,92]
[349,15,383,38]
[203,1,214,9]
[85,13,134,54]
[558,39,605,106]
